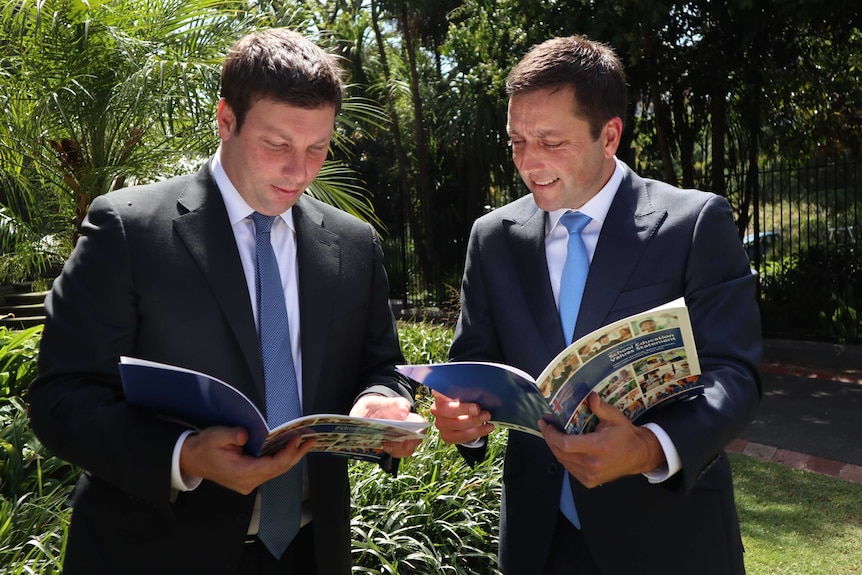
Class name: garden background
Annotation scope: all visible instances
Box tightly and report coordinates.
[1,1,861,573]
[1,0,860,342]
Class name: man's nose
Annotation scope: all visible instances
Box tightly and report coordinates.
[515,142,542,173]
[281,151,308,182]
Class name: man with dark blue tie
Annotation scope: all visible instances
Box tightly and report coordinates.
[29,28,422,575]
[431,35,761,575]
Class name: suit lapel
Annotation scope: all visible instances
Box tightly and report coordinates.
[172,165,264,399]
[506,200,568,358]
[292,197,339,413]
[575,167,667,338]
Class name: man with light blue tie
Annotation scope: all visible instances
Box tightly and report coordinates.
[30,28,423,575]
[431,35,761,575]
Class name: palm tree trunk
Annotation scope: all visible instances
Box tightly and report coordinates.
[396,0,438,294]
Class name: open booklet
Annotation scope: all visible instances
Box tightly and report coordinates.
[397,297,702,437]
[119,357,429,462]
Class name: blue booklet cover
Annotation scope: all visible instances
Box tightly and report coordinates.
[398,362,555,436]
[398,298,703,436]
[119,357,428,461]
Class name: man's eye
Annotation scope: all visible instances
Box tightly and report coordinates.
[508,139,524,147]
[543,142,562,149]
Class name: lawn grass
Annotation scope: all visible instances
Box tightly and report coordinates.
[730,453,862,575]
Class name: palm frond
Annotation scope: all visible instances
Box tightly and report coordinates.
[308,162,383,230]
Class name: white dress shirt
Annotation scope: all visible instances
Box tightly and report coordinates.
[170,149,311,530]
[545,158,680,483]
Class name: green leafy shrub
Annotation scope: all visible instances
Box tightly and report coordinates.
[397,320,454,365]
[0,326,76,573]
[759,245,862,342]
[350,431,504,575]
[0,325,43,398]
[0,397,71,574]
[348,320,504,574]
[398,319,455,405]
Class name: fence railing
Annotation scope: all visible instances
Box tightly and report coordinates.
[739,158,860,268]
[384,158,861,343]
[731,158,861,343]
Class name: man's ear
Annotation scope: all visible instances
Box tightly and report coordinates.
[216,98,236,140]
[603,117,624,158]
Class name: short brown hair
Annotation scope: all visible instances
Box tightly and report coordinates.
[220,28,345,132]
[506,35,627,139]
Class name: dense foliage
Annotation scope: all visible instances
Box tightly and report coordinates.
[759,245,862,342]
[3,1,860,295]
[0,0,385,284]
[0,326,72,574]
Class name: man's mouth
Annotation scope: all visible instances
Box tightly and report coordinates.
[273,185,300,195]
[533,177,559,187]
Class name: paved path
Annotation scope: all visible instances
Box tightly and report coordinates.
[730,352,862,484]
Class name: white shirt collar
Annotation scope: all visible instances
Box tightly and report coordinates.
[211,147,294,231]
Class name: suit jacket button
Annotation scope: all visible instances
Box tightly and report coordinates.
[548,463,558,475]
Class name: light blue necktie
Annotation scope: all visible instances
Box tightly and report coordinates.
[252,212,303,559]
[558,211,591,529]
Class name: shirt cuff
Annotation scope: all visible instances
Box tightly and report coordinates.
[171,430,203,492]
[640,422,681,483]
[460,437,487,449]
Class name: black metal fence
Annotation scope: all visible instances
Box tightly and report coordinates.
[740,158,860,265]
[732,157,861,343]
[383,158,862,342]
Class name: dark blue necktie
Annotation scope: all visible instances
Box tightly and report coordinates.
[558,211,591,529]
[251,212,302,558]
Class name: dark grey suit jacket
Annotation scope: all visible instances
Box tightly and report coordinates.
[29,163,414,575]
[451,163,762,575]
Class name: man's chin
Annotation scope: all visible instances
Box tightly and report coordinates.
[531,194,565,213]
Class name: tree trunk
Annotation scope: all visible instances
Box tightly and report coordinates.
[397,0,438,295]
[672,91,696,188]
[710,92,727,197]
[370,0,412,302]
[644,33,678,186]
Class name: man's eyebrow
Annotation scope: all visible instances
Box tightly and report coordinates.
[264,124,332,146]
[313,132,335,146]
[506,128,563,138]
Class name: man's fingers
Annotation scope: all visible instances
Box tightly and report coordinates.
[430,398,482,419]
[429,391,492,445]
[270,435,316,469]
[436,422,495,445]
[383,438,422,459]
[587,391,626,425]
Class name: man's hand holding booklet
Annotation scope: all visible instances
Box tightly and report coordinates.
[120,357,429,462]
[398,297,702,436]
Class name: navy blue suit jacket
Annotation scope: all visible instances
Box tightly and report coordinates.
[29,163,413,575]
[451,163,762,574]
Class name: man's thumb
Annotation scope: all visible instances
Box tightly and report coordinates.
[588,391,625,422]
